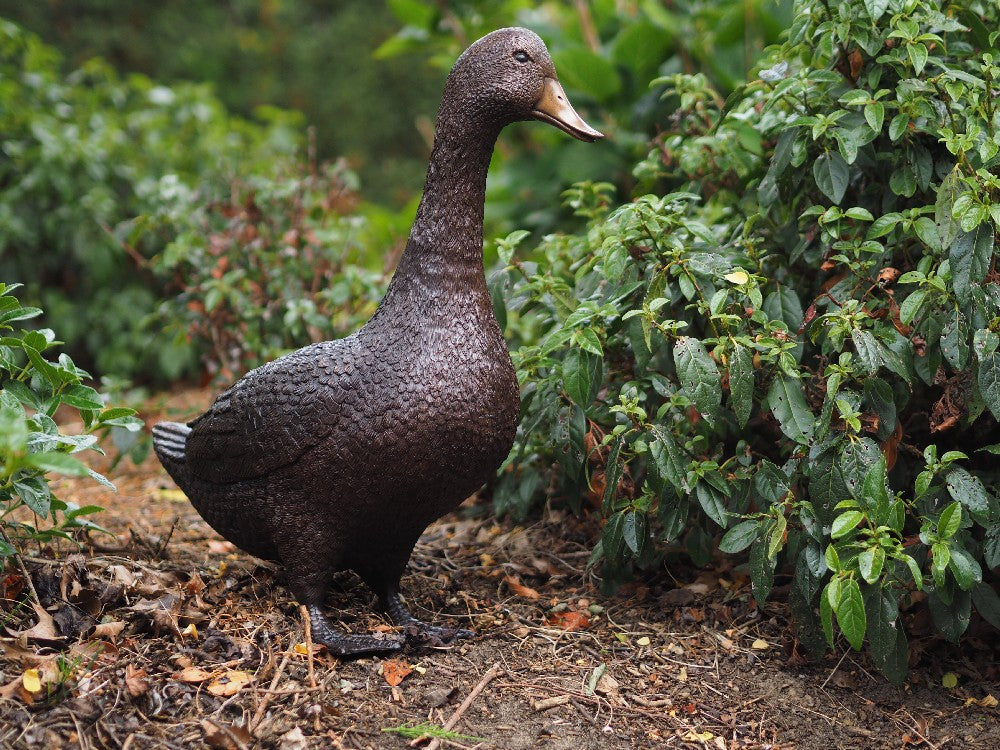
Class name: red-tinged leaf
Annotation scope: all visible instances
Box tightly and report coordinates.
[382,658,413,687]
[504,574,541,600]
[547,611,589,631]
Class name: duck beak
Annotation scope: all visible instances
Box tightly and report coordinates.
[532,77,603,142]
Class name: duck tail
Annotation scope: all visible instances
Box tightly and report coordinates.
[152,422,191,481]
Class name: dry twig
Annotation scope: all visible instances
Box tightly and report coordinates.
[416,661,503,750]
[250,647,292,734]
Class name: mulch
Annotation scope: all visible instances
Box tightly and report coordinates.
[1,389,997,749]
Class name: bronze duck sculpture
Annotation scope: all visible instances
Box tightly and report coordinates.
[153,27,602,656]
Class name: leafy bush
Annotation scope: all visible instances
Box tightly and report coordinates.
[148,160,398,380]
[493,0,1000,682]
[0,20,302,382]
[0,282,143,558]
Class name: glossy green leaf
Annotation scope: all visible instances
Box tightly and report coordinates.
[950,225,993,306]
[728,344,753,428]
[945,468,990,514]
[813,151,849,204]
[971,582,1000,630]
[831,510,864,538]
[767,376,814,444]
[835,578,866,651]
[674,337,721,415]
[858,547,885,583]
[719,519,758,553]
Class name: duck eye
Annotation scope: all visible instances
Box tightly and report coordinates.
[513,50,531,63]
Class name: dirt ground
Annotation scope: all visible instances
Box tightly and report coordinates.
[1,390,998,749]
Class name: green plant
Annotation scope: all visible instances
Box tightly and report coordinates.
[0,20,303,382]
[381,722,484,742]
[493,0,1000,683]
[0,282,143,557]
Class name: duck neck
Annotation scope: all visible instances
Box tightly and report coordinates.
[391,115,501,291]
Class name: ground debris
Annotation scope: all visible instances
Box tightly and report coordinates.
[0,388,997,749]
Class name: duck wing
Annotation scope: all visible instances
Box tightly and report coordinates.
[184,341,360,484]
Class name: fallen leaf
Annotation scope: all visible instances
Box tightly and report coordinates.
[21,668,41,694]
[201,719,253,750]
[156,488,188,502]
[504,574,541,600]
[279,727,308,750]
[1,573,26,602]
[595,672,622,704]
[207,540,235,554]
[382,659,413,687]
[174,666,213,683]
[107,565,139,589]
[181,623,199,639]
[7,603,63,645]
[207,670,252,697]
[684,730,714,742]
[533,694,571,711]
[0,675,24,701]
[547,611,589,631]
[942,672,959,688]
[425,686,457,707]
[636,636,651,647]
[979,694,999,708]
[184,573,206,596]
[125,665,150,697]
[752,638,770,650]
[92,621,127,641]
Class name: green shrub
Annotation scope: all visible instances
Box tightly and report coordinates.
[493,0,1000,683]
[147,160,399,380]
[0,282,143,557]
[0,20,302,382]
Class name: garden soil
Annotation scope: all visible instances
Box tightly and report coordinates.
[0,389,997,749]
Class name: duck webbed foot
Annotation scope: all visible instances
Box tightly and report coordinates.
[383,591,474,647]
[306,604,405,657]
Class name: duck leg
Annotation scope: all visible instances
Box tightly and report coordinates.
[288,548,405,657]
[382,588,474,647]
[304,604,405,657]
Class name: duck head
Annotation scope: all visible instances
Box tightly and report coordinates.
[442,27,603,142]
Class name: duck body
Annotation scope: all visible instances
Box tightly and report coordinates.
[153,27,601,655]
